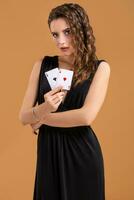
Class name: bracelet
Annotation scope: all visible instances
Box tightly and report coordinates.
[32,107,40,122]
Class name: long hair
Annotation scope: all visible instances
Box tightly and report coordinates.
[48,3,99,87]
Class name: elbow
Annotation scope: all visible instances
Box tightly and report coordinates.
[84,114,97,126]
[18,112,28,126]
[82,110,95,126]
[85,118,93,126]
[80,108,92,126]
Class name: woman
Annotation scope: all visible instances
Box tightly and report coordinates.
[19,3,110,200]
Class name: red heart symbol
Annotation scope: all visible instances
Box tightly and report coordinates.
[63,77,67,81]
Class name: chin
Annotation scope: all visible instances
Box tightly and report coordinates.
[62,51,74,56]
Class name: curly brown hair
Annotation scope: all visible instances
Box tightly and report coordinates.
[48,3,99,87]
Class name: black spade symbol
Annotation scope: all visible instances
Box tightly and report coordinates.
[53,77,57,81]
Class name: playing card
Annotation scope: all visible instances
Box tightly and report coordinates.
[45,68,59,89]
[55,68,74,90]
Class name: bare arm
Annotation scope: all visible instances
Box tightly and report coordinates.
[33,61,110,128]
[83,61,111,124]
[39,108,87,127]
[19,58,50,125]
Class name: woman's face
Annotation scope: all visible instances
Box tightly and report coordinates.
[49,18,75,56]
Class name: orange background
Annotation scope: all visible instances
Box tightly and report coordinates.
[0,0,133,199]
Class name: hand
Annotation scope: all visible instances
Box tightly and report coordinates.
[30,120,42,135]
[44,86,65,113]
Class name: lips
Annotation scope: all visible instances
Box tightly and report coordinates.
[60,47,69,51]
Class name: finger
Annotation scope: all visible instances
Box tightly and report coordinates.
[32,129,38,135]
[48,86,63,95]
[34,124,40,130]
[52,94,64,104]
[30,124,39,135]
[31,120,41,127]
[51,92,65,101]
[30,124,35,129]
[54,98,63,106]
[55,95,64,103]
[31,123,37,129]
[31,126,36,131]
[31,122,39,130]
[45,93,63,106]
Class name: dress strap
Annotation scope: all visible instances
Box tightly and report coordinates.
[88,59,107,82]
[35,56,53,105]
[96,59,106,66]
[41,56,54,72]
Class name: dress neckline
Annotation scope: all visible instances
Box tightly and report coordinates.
[55,55,92,85]
[54,55,99,106]
[56,55,74,71]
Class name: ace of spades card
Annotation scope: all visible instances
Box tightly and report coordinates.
[45,68,59,89]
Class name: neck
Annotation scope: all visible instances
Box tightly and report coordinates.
[59,54,75,67]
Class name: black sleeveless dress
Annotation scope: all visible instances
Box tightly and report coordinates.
[33,55,106,200]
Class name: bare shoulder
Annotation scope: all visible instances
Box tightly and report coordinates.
[29,57,44,80]
[32,57,44,73]
[96,61,111,78]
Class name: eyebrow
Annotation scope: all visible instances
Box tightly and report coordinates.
[51,27,70,34]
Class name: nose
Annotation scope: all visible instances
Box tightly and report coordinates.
[58,34,66,45]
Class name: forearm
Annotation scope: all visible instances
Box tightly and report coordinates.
[40,108,88,127]
[19,102,50,126]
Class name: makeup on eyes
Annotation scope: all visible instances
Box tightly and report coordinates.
[51,28,71,38]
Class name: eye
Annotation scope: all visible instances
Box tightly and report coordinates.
[64,29,71,35]
[52,33,58,38]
